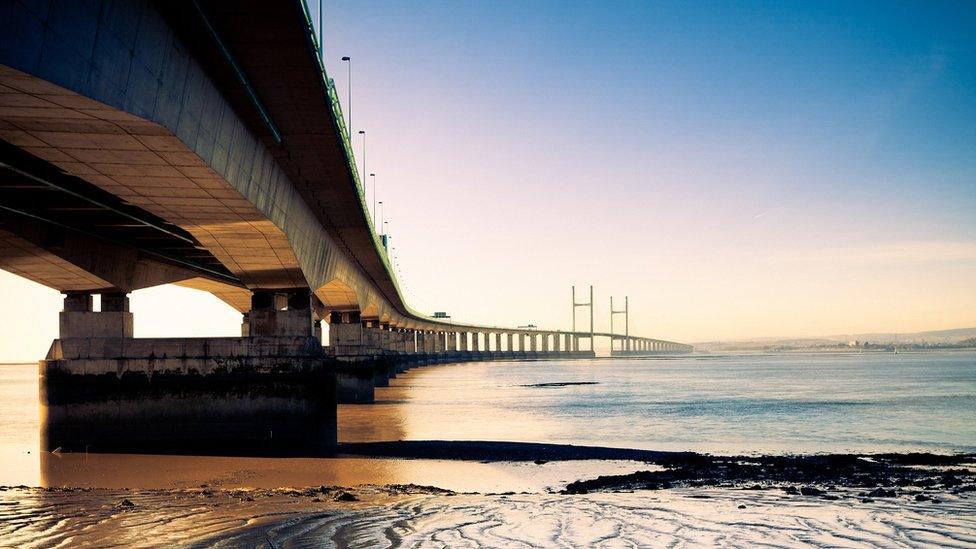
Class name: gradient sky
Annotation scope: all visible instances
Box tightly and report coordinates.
[2,1,975,361]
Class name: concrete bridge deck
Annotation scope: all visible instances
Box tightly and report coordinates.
[0,0,691,454]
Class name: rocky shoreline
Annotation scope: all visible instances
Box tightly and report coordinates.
[562,452,976,500]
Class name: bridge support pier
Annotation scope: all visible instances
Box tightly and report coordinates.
[244,290,315,338]
[59,292,134,339]
[42,292,337,454]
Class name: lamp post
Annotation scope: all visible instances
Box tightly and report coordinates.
[318,2,324,60]
[370,173,377,227]
[340,56,351,137]
[378,201,384,234]
[359,131,367,197]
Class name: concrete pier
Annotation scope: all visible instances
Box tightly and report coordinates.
[41,335,336,456]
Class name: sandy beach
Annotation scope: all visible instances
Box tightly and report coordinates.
[2,445,974,548]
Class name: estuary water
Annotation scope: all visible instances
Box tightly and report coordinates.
[1,352,974,547]
[1,351,975,489]
[341,351,976,455]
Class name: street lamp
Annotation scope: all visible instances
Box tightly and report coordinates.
[359,131,367,197]
[317,2,324,60]
[370,173,377,227]
[378,201,384,234]
[340,56,351,137]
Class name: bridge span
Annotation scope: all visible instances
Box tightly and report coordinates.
[0,0,691,454]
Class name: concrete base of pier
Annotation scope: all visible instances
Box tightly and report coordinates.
[40,336,337,456]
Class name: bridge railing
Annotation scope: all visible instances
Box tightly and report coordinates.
[297,0,446,323]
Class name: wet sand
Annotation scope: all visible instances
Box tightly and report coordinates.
[2,445,975,547]
[2,474,974,547]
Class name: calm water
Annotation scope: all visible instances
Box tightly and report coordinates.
[2,353,975,546]
[1,352,974,488]
[340,351,976,454]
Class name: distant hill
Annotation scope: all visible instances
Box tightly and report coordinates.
[694,327,976,352]
[831,327,976,345]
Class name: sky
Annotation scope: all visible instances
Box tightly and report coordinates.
[2,1,976,361]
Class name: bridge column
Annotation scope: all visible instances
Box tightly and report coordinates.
[415,331,426,358]
[473,332,482,352]
[401,329,414,354]
[380,323,395,353]
[493,332,501,353]
[59,291,134,339]
[459,332,469,352]
[434,331,446,354]
[328,311,363,356]
[360,318,381,355]
[389,325,400,353]
[246,290,314,337]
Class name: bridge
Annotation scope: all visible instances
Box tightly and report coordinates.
[0,0,691,455]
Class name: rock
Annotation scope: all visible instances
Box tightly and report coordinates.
[534,460,548,465]
[799,486,823,496]
[737,504,746,509]
[783,486,799,495]
[915,494,929,502]
[333,491,358,502]
[942,475,962,488]
[115,498,135,509]
[821,495,839,500]
[860,498,874,503]
[866,488,896,498]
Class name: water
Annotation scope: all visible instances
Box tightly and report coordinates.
[0,352,976,488]
[1,352,974,490]
[340,351,976,454]
[2,353,975,547]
